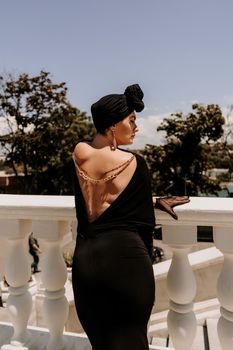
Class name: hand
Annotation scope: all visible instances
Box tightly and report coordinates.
[154,196,190,220]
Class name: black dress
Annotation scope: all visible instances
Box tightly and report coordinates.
[72,151,156,350]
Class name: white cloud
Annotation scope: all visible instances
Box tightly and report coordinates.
[0,115,19,135]
[221,95,233,106]
[1,103,232,153]
[131,104,233,149]
[221,106,233,143]
[130,113,169,149]
[0,113,168,150]
[0,115,33,135]
[0,116,34,156]
[0,116,13,135]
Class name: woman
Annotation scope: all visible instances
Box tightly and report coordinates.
[72,84,188,350]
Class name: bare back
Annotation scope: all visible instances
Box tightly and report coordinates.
[73,142,137,222]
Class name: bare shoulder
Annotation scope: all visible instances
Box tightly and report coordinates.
[73,142,93,164]
[73,143,136,171]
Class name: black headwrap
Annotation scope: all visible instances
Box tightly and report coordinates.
[91,84,144,133]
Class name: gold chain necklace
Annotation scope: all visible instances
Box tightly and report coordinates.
[75,155,135,184]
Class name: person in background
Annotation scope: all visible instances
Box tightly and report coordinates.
[72,84,189,350]
[28,232,42,274]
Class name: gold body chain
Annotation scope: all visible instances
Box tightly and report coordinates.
[73,154,135,184]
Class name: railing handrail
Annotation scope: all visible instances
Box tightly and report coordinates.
[155,196,233,227]
[1,194,233,349]
[0,194,76,220]
[1,194,233,226]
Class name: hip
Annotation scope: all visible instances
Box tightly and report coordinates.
[75,228,150,259]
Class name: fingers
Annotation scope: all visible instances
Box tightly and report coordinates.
[169,196,190,202]
[155,196,190,220]
[159,196,190,202]
[170,209,178,220]
[176,197,190,202]
[172,200,190,207]
[160,199,178,220]
[167,197,190,208]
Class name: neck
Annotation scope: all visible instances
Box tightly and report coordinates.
[91,132,117,150]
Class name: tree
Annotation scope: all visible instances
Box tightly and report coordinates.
[218,105,233,180]
[0,71,95,194]
[142,103,225,196]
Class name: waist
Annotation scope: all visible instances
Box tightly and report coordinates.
[77,221,154,239]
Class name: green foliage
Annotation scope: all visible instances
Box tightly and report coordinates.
[63,250,74,267]
[142,104,225,196]
[0,72,228,197]
[208,142,230,168]
[0,71,95,194]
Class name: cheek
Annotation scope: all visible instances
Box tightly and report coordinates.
[115,128,130,143]
[123,126,132,136]
[117,125,129,135]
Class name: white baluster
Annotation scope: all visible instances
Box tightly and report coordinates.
[71,220,77,242]
[162,225,197,350]
[0,219,32,350]
[32,220,69,350]
[214,227,233,349]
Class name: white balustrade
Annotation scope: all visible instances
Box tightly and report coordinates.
[0,219,32,350]
[0,195,233,349]
[0,195,75,349]
[162,225,197,349]
[32,220,70,350]
[214,226,233,349]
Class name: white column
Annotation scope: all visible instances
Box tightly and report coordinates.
[32,220,69,350]
[162,225,197,350]
[71,220,77,242]
[0,219,32,350]
[214,227,233,350]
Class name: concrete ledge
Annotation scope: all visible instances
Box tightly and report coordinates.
[0,322,171,350]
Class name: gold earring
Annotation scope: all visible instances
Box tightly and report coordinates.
[111,129,117,151]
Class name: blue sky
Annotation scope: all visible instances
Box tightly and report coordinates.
[1,0,233,147]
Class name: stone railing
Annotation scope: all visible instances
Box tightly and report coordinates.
[0,195,76,350]
[0,195,233,350]
[155,196,233,350]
